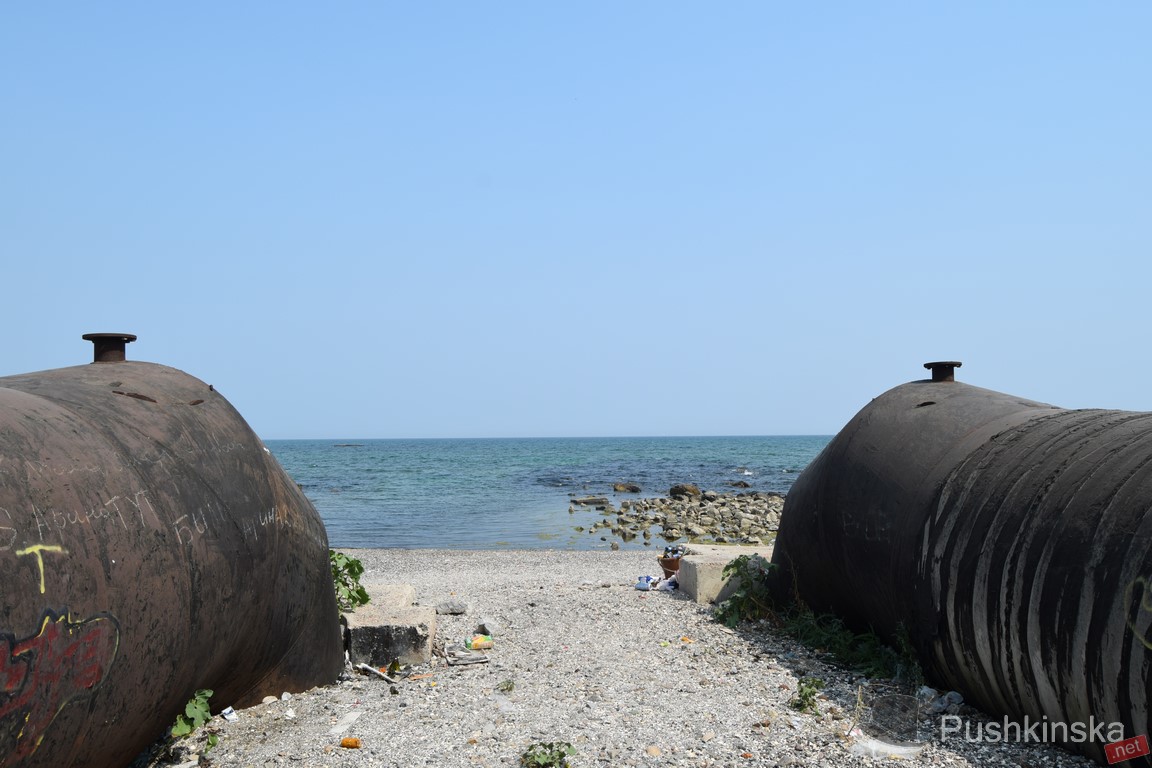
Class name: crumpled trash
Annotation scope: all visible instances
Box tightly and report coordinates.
[657,575,679,591]
[847,732,928,759]
[354,662,398,682]
[445,644,490,666]
[635,576,655,591]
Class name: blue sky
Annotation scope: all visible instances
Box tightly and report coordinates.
[3,4,1149,439]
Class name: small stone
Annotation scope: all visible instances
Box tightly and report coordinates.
[645,745,662,757]
[702,731,715,742]
[476,616,502,635]
[436,600,469,615]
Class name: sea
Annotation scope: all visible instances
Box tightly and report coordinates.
[264,436,830,551]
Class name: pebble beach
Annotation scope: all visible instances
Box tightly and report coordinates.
[150,549,1097,768]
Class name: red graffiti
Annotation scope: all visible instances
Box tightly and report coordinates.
[0,611,120,765]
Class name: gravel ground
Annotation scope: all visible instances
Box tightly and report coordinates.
[150,549,1098,768]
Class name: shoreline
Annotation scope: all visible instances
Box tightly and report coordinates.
[325,490,786,553]
[151,549,1093,768]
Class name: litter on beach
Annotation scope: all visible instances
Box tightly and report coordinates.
[444,644,490,666]
[353,662,398,682]
[465,634,493,650]
[636,574,679,591]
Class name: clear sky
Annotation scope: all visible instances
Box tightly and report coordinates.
[3,4,1149,439]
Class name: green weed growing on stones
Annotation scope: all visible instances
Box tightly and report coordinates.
[170,688,218,751]
[713,554,922,684]
[789,676,825,714]
[520,741,576,767]
[713,553,776,628]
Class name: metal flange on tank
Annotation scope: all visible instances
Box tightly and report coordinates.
[773,362,1152,766]
[0,334,343,767]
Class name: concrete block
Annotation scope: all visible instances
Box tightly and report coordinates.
[363,583,417,610]
[343,584,435,666]
[678,544,773,605]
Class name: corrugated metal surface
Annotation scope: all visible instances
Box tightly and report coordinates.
[775,367,1151,766]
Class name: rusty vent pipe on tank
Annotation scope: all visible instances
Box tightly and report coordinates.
[82,332,137,363]
[923,360,962,382]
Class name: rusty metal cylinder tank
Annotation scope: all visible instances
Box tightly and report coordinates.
[774,363,1151,766]
[0,335,343,767]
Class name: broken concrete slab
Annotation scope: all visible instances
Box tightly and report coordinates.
[365,583,416,609]
[342,583,435,666]
[677,544,773,605]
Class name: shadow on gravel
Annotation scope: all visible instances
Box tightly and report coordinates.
[719,616,1097,767]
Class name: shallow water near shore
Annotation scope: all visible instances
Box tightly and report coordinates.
[265,435,829,550]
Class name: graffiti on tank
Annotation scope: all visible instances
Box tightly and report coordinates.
[14,544,68,593]
[0,611,120,766]
[27,489,161,539]
[1,489,227,553]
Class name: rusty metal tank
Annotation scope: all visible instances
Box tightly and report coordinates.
[0,334,343,767]
[774,362,1152,765]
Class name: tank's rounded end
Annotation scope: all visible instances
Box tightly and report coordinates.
[923,361,962,382]
[82,333,138,363]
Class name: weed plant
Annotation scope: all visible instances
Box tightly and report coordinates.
[170,688,217,751]
[330,549,370,612]
[714,554,922,685]
[790,676,825,714]
[520,741,576,767]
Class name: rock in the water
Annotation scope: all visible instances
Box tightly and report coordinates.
[571,495,611,507]
[669,483,702,499]
[614,482,642,493]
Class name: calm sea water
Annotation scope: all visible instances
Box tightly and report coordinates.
[264,436,830,551]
